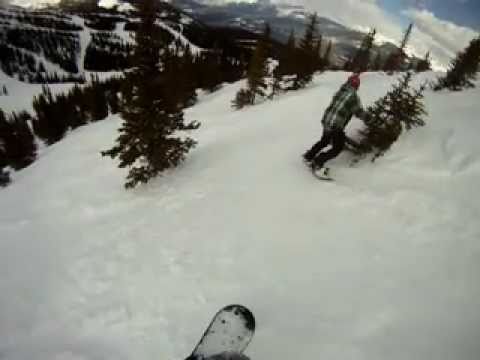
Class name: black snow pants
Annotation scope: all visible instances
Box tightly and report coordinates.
[304,129,346,168]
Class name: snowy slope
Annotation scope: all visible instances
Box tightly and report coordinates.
[1,72,480,360]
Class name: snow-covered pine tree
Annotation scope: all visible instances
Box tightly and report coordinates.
[85,74,109,122]
[0,169,9,187]
[32,85,69,145]
[294,13,319,88]
[101,0,199,189]
[314,34,323,69]
[232,88,254,110]
[372,52,383,71]
[434,36,480,91]
[272,29,297,91]
[245,25,270,102]
[345,29,376,73]
[416,51,432,72]
[197,48,223,93]
[263,23,272,57]
[179,44,198,107]
[384,23,413,73]
[283,29,297,76]
[0,110,37,171]
[269,66,282,99]
[0,139,9,186]
[400,23,413,52]
[232,24,270,108]
[323,40,333,69]
[0,111,11,187]
[349,72,427,162]
[162,41,197,109]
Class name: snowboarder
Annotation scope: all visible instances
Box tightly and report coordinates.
[303,73,369,171]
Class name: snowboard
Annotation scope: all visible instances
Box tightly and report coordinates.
[185,305,256,360]
[312,167,333,181]
[303,157,333,181]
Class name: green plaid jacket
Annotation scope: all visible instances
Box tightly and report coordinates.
[321,83,365,131]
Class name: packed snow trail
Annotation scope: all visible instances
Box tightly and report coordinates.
[1,72,480,360]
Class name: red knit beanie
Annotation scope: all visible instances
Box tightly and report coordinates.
[348,73,361,89]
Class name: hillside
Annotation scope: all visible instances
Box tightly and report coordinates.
[172,0,420,67]
[0,0,422,80]
[1,71,479,360]
[0,2,259,83]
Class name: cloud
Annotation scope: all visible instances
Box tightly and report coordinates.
[268,0,478,69]
[274,0,401,36]
[269,1,417,59]
[403,8,478,68]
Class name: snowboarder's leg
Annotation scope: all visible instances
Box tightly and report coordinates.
[303,130,332,162]
[311,130,345,168]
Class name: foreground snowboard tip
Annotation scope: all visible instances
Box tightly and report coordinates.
[223,304,255,331]
[187,351,251,360]
[189,304,255,360]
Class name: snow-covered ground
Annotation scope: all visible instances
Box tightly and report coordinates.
[0,70,121,113]
[0,74,73,113]
[1,72,480,360]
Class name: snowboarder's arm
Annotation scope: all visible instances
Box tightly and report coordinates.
[353,95,367,120]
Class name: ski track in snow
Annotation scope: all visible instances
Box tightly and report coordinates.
[71,15,90,75]
[156,20,202,55]
[1,72,480,360]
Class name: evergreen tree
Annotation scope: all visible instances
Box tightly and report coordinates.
[295,13,319,88]
[269,64,283,99]
[179,44,198,107]
[0,141,9,186]
[38,62,46,73]
[416,51,432,72]
[314,34,323,69]
[349,72,427,161]
[323,40,333,69]
[262,23,272,57]
[400,23,414,51]
[199,49,223,93]
[275,29,297,84]
[68,84,88,128]
[32,85,69,145]
[372,52,383,71]
[105,78,122,114]
[0,110,37,170]
[232,88,254,110]
[158,41,190,109]
[0,167,9,187]
[434,36,480,91]
[245,25,270,102]
[384,23,413,73]
[284,29,297,75]
[232,24,270,108]
[0,111,9,187]
[87,74,109,121]
[101,0,199,189]
[383,51,401,73]
[345,28,376,73]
